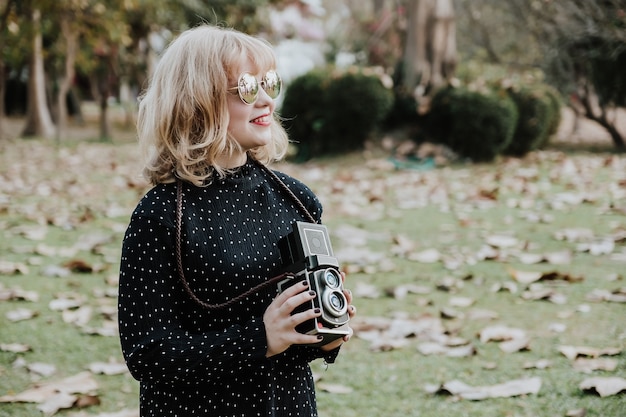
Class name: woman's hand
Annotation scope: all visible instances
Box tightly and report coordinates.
[264,280,324,357]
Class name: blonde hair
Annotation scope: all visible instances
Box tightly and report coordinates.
[137,25,289,186]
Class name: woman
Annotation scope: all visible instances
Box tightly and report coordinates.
[118,24,355,417]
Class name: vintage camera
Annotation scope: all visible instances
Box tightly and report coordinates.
[277,221,350,346]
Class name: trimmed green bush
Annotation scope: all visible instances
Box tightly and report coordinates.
[426,86,518,162]
[318,71,394,154]
[503,86,555,156]
[541,85,563,145]
[384,88,422,129]
[281,69,394,160]
[280,70,329,160]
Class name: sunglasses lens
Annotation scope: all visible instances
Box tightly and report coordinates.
[262,70,282,99]
[238,73,259,104]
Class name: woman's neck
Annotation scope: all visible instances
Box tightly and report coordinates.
[215,151,247,169]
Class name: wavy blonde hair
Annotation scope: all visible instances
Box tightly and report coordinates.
[137,25,289,186]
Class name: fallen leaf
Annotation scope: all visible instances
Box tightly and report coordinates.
[579,377,626,397]
[63,259,94,273]
[38,392,77,416]
[425,376,542,400]
[6,308,38,322]
[523,359,552,369]
[417,342,476,357]
[317,383,353,394]
[0,286,39,302]
[0,371,98,403]
[27,362,57,377]
[486,234,519,248]
[67,409,138,417]
[88,362,128,376]
[408,248,441,263]
[0,343,31,353]
[0,260,29,275]
[572,358,618,373]
[479,325,526,343]
[499,336,531,353]
[586,288,626,303]
[558,345,623,360]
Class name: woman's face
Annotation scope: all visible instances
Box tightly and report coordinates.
[226,63,277,159]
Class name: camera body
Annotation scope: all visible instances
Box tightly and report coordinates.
[277,221,350,346]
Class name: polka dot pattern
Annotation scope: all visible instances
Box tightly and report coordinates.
[118,158,338,416]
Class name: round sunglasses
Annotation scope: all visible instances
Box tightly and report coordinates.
[229,70,282,105]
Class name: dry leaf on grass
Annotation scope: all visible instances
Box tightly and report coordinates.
[6,308,38,322]
[572,358,618,373]
[408,248,441,263]
[424,376,542,400]
[558,345,623,360]
[417,342,476,357]
[523,359,552,370]
[317,383,354,394]
[67,409,138,417]
[38,392,77,416]
[0,343,31,353]
[565,409,587,417]
[0,286,39,301]
[88,362,128,376]
[0,260,30,275]
[0,371,99,415]
[586,288,626,303]
[579,377,626,397]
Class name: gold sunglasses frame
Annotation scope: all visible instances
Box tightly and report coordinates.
[228,70,282,105]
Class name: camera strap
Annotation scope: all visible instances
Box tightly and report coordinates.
[174,158,317,310]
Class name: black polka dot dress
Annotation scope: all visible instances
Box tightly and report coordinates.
[118,158,339,416]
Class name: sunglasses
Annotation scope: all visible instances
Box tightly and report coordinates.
[229,70,282,105]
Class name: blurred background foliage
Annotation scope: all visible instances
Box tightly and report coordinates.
[1,0,625,161]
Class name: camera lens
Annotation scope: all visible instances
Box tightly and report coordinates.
[323,269,341,289]
[322,289,348,317]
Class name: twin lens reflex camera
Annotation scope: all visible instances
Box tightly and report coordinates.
[277,221,351,346]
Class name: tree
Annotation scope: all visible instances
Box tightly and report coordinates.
[502,0,626,150]
[402,0,457,100]
[0,0,18,140]
[22,2,55,139]
[54,2,80,142]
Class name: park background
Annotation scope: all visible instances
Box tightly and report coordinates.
[1,1,625,416]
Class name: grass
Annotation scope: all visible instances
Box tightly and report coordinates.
[0,138,625,417]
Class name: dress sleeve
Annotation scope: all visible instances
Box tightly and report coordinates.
[118,213,269,384]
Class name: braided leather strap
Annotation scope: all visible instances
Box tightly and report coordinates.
[174,159,315,310]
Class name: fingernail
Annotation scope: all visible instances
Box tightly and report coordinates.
[302,281,309,286]
[317,335,324,340]
[314,308,321,314]
[309,291,316,296]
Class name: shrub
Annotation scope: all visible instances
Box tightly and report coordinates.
[318,71,394,154]
[541,85,563,146]
[384,88,422,129]
[281,69,394,160]
[503,86,555,156]
[426,86,518,162]
[280,70,329,160]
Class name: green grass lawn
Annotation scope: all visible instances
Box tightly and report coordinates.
[0,139,624,417]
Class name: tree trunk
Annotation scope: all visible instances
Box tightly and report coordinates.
[576,70,626,150]
[99,93,111,141]
[0,61,5,141]
[56,15,79,143]
[22,8,55,139]
[0,0,17,141]
[402,0,457,99]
